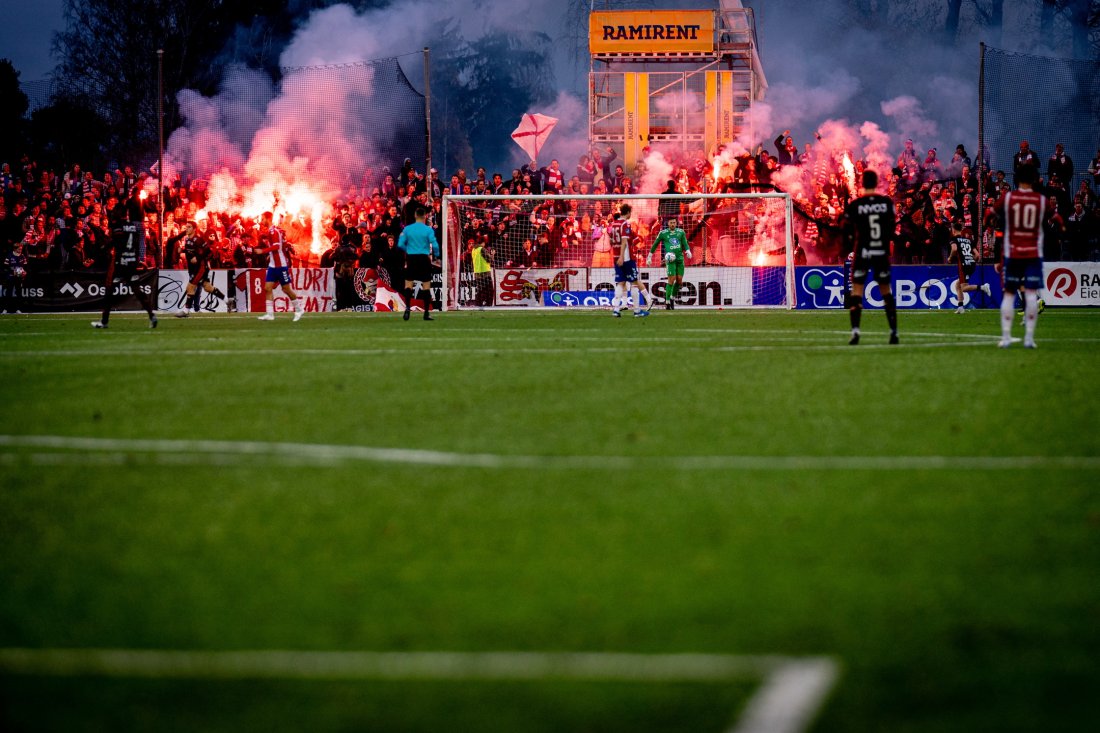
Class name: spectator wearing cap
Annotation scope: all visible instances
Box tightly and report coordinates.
[948,144,971,176]
[427,168,442,199]
[897,139,918,169]
[921,148,942,183]
[1013,140,1040,187]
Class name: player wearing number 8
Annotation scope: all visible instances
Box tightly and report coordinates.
[841,170,899,345]
[650,218,692,310]
[993,165,1058,348]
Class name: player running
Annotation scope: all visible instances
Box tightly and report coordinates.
[607,205,650,318]
[841,170,898,345]
[948,221,991,314]
[992,166,1056,348]
[397,205,440,321]
[91,202,157,329]
[171,221,226,317]
[650,217,692,310]
[254,212,304,322]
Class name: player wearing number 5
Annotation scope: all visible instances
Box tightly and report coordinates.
[992,165,1058,348]
[840,170,899,345]
[650,217,692,310]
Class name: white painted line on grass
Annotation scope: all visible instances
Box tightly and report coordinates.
[728,658,841,733]
[0,648,839,733]
[2,435,1098,472]
[0,339,998,358]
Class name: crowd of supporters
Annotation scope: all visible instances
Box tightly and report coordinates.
[3,134,1099,293]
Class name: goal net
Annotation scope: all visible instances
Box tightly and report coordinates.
[441,193,794,310]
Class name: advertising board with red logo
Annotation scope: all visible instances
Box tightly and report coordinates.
[243,268,336,313]
[1043,263,1100,307]
[491,267,755,307]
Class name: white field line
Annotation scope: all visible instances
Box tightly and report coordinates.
[728,658,842,733]
[0,340,998,358]
[1,435,1098,472]
[0,648,839,733]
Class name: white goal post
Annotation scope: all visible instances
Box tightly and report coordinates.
[441,193,795,310]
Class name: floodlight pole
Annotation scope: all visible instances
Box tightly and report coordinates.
[157,48,165,268]
[423,47,432,202]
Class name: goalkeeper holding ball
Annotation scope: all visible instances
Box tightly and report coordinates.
[650,218,692,310]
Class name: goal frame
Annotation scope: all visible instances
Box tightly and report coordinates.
[441,192,795,311]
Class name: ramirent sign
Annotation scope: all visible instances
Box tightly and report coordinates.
[590,10,716,54]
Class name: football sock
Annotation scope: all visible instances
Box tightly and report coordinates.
[191,291,201,311]
[1000,293,1015,341]
[631,285,641,312]
[266,299,274,316]
[404,287,413,310]
[101,310,110,326]
[292,298,302,313]
[212,288,225,300]
[1024,290,1038,341]
[847,295,862,330]
[883,294,898,335]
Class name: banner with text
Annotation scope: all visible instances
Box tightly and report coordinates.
[490,266,757,307]
[1043,262,1100,306]
[243,268,336,313]
[589,10,715,54]
[1,270,158,312]
[795,265,1003,310]
[157,270,233,313]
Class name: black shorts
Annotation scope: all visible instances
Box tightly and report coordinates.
[850,255,891,285]
[188,263,210,286]
[957,262,976,283]
[110,262,144,283]
[405,254,434,283]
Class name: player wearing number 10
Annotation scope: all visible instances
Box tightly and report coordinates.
[650,218,692,310]
[841,170,899,345]
[993,165,1056,348]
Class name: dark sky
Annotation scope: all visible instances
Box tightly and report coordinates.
[0,0,65,80]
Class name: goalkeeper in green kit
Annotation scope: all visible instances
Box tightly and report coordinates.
[650,217,692,310]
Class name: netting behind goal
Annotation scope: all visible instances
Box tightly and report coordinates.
[442,193,793,310]
[981,45,1100,192]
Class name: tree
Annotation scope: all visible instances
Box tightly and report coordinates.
[430,24,556,173]
[27,98,110,172]
[51,0,318,165]
[0,59,29,164]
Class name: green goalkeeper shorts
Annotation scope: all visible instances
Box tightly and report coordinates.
[665,260,685,277]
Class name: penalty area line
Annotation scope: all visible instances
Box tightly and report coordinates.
[1,435,1098,472]
[0,648,840,733]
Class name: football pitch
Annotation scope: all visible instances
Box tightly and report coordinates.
[1,309,1098,732]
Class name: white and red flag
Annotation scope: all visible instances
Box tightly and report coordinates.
[511,113,558,161]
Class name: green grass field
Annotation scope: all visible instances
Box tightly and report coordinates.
[1,308,1098,732]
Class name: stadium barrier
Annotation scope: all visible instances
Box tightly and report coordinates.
[4,265,1096,313]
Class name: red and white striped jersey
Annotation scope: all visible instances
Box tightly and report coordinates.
[606,218,635,262]
[257,227,290,267]
[997,189,1046,259]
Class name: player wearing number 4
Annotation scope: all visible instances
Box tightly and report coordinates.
[993,165,1058,348]
[607,204,652,317]
[650,218,692,310]
[841,170,899,345]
